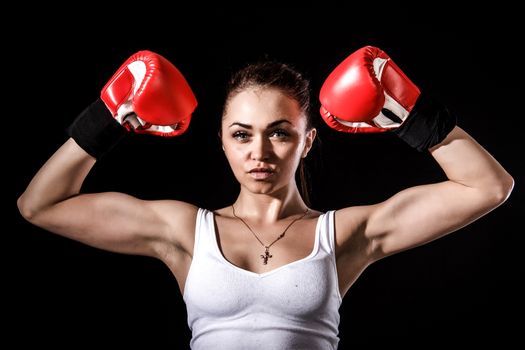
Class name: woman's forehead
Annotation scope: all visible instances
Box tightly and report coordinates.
[224,88,302,121]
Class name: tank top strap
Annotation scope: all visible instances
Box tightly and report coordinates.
[193,208,217,258]
[316,210,336,255]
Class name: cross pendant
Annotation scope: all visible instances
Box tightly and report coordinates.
[260,247,273,265]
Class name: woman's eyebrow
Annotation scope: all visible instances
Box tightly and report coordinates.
[228,120,292,128]
[267,120,292,128]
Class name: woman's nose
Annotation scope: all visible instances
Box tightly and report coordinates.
[250,136,271,161]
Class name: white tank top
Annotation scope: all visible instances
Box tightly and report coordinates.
[183,208,342,350]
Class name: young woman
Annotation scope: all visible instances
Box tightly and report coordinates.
[17,47,514,349]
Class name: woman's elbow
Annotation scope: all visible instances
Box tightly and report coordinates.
[17,193,39,222]
[489,172,515,206]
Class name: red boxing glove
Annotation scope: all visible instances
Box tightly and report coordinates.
[319,46,456,151]
[68,50,198,159]
[101,50,198,137]
[319,45,420,133]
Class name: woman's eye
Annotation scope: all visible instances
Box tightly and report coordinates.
[270,129,290,138]
[232,131,249,141]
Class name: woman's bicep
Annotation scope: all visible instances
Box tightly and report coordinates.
[336,183,484,263]
[27,192,189,257]
[367,181,494,258]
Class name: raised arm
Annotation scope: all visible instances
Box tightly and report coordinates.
[365,125,513,256]
[319,46,513,270]
[17,50,198,258]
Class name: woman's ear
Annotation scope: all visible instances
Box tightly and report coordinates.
[302,128,317,158]
[218,130,225,151]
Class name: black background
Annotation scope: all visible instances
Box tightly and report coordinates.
[9,3,524,348]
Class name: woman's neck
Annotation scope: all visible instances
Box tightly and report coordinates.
[233,189,308,223]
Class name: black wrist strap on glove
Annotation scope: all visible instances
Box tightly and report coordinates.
[67,98,128,159]
[393,93,457,152]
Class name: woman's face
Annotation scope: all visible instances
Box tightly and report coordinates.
[221,87,315,195]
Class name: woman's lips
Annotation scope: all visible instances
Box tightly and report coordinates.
[249,168,275,180]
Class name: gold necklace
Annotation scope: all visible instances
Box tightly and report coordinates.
[231,205,310,265]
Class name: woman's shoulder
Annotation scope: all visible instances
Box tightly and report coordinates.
[147,200,201,227]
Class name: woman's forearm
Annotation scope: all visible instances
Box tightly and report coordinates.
[17,138,96,220]
[430,126,514,203]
